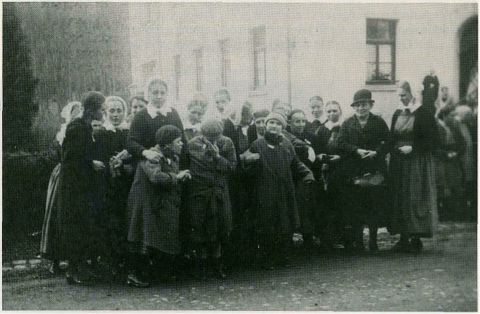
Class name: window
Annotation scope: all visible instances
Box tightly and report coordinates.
[174,55,181,100]
[193,48,203,92]
[141,60,156,81]
[366,19,397,84]
[251,26,266,89]
[219,39,231,87]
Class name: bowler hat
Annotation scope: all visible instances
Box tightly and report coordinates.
[351,89,375,107]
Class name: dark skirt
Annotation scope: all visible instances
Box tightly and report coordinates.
[390,153,438,237]
[57,166,107,260]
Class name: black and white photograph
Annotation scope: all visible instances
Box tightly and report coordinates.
[2,2,478,311]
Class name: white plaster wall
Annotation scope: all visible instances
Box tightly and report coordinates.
[128,3,477,123]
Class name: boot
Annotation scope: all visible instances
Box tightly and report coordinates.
[126,270,150,288]
[48,260,62,275]
[65,262,90,285]
[409,237,423,253]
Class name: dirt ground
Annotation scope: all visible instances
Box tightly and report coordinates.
[2,223,476,311]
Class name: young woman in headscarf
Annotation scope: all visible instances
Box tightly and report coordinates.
[93,96,134,277]
[389,81,440,253]
[40,101,83,275]
[185,118,237,280]
[126,125,190,287]
[57,92,107,285]
[243,113,314,270]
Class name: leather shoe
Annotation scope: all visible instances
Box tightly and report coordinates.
[65,270,87,285]
[126,272,150,288]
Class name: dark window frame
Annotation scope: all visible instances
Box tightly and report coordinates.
[366,18,398,85]
[193,48,204,92]
[251,26,267,90]
[219,39,230,87]
[174,55,181,100]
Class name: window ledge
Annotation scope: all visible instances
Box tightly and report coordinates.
[364,82,398,92]
[249,88,268,97]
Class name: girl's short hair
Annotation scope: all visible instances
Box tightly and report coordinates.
[288,109,305,122]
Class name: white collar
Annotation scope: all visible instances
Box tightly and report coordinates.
[147,103,172,119]
[324,120,342,131]
[183,119,201,131]
[104,120,128,132]
[398,99,421,113]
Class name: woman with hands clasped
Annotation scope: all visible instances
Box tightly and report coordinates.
[389,81,440,253]
[126,125,191,287]
[337,89,390,253]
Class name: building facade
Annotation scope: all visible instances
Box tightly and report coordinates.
[129,3,477,122]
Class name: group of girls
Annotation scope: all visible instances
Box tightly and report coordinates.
[39,77,476,287]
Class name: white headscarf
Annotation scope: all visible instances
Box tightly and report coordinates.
[103,96,129,131]
[56,101,83,145]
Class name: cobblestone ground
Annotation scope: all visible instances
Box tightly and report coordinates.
[2,223,477,311]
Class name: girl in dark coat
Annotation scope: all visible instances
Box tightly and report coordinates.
[185,119,237,279]
[285,109,318,249]
[244,113,314,269]
[337,89,390,252]
[126,79,183,164]
[389,81,440,253]
[312,101,344,249]
[57,91,106,285]
[94,96,133,274]
[126,125,190,287]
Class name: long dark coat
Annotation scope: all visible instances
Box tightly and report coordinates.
[283,128,318,235]
[337,113,390,227]
[127,148,182,255]
[185,135,237,244]
[57,118,105,260]
[247,137,314,236]
[95,129,133,259]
